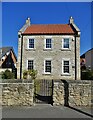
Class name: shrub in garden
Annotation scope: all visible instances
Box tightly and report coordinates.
[81,69,93,80]
[23,70,28,79]
[23,69,37,80]
[1,70,15,79]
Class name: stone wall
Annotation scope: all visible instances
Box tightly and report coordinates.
[1,82,34,106]
[0,79,92,107]
[53,80,92,107]
[53,80,64,105]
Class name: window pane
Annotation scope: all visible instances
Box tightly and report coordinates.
[63,60,69,73]
[29,39,34,48]
[46,39,52,48]
[64,61,69,65]
[46,66,51,72]
[46,60,51,66]
[63,39,69,48]
[28,60,33,70]
[45,60,51,73]
[46,39,51,43]
[64,66,69,73]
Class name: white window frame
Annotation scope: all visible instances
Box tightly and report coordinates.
[62,37,71,50]
[62,59,70,75]
[28,38,35,49]
[27,59,34,70]
[44,36,52,49]
[44,58,52,74]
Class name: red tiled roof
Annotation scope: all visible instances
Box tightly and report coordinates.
[23,24,75,35]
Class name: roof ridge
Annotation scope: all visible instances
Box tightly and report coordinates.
[30,24,69,26]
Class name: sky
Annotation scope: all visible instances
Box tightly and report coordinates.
[0,2,2,47]
[2,2,91,57]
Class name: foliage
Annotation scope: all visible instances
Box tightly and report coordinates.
[23,70,28,79]
[81,69,93,80]
[28,69,37,80]
[1,70,15,79]
[23,69,37,80]
[81,65,86,71]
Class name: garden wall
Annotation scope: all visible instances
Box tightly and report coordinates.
[0,79,92,107]
[53,80,92,107]
[0,80,34,106]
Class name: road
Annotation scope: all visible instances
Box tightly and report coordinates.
[2,104,93,119]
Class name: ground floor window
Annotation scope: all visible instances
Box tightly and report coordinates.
[28,60,34,70]
[63,60,69,74]
[45,60,51,73]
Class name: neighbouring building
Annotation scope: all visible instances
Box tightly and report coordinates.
[0,47,17,78]
[17,17,81,80]
[80,48,93,70]
[80,53,86,70]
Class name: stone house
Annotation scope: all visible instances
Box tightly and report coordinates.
[17,17,80,80]
[0,47,17,78]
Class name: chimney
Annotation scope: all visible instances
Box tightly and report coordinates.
[26,17,30,26]
[69,16,74,24]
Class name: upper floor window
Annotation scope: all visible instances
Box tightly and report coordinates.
[45,39,52,49]
[28,60,34,70]
[62,38,69,49]
[29,39,34,48]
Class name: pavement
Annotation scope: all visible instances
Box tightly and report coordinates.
[1,104,93,118]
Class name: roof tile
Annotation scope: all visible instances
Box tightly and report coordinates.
[23,24,75,34]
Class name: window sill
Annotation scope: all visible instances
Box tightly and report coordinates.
[43,72,51,75]
[61,73,71,76]
[25,48,36,51]
[61,48,71,51]
[43,48,52,51]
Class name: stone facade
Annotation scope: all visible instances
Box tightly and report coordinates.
[17,17,81,80]
[53,80,92,107]
[22,35,76,80]
[1,83,34,106]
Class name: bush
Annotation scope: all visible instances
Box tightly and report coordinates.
[1,70,15,79]
[23,69,37,80]
[28,69,37,80]
[81,69,93,80]
[23,70,28,79]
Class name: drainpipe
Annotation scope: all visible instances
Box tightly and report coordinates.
[75,35,77,80]
[20,35,23,79]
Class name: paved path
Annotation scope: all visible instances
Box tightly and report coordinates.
[2,104,93,118]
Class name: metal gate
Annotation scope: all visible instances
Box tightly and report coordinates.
[34,79,53,105]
